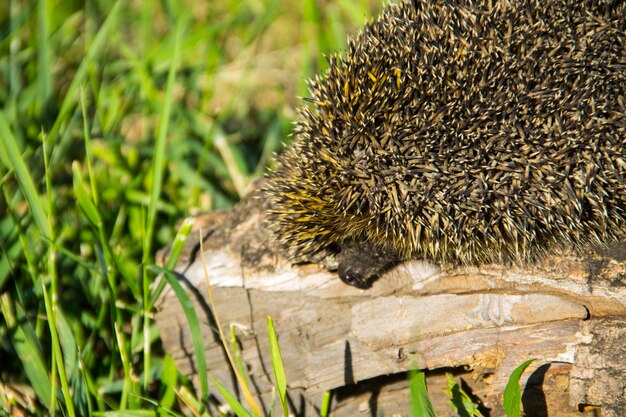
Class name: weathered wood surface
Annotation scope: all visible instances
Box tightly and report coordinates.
[155,188,626,417]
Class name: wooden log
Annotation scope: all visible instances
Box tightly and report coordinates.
[155,187,626,416]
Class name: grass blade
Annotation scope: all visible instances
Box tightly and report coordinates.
[72,161,103,229]
[47,1,123,147]
[503,359,535,417]
[8,0,21,102]
[319,391,331,417]
[212,126,248,198]
[54,308,78,380]
[197,238,263,417]
[80,87,99,204]
[150,265,208,402]
[37,0,52,117]
[409,369,437,417]
[0,112,50,239]
[1,293,52,407]
[141,17,183,392]
[159,355,178,412]
[229,325,250,390]
[148,217,194,310]
[210,376,253,417]
[267,316,288,417]
[40,279,76,417]
[163,217,194,270]
[175,385,211,417]
[445,373,484,417]
[0,232,21,291]
[144,19,182,259]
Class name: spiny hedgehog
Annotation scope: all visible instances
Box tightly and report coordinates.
[266,0,626,289]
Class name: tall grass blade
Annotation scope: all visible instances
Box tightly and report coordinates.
[0,234,20,291]
[163,217,194,270]
[319,391,332,417]
[197,238,263,417]
[0,293,52,407]
[502,359,535,417]
[8,0,21,102]
[229,325,250,389]
[54,308,78,379]
[142,18,183,391]
[72,161,103,229]
[445,373,484,417]
[267,316,288,417]
[409,369,437,417]
[175,386,209,417]
[150,266,208,402]
[300,0,320,97]
[212,127,248,198]
[78,355,96,415]
[159,355,178,413]
[42,123,59,417]
[210,376,253,417]
[0,113,50,239]
[37,0,52,117]
[149,217,194,309]
[40,280,76,417]
[80,88,99,203]
[48,1,123,146]
[144,20,182,259]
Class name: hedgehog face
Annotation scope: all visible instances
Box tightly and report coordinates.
[335,240,401,289]
[267,0,626,287]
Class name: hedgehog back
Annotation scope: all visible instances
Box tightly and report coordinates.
[268,0,626,265]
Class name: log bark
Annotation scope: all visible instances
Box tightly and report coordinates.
[155,186,626,417]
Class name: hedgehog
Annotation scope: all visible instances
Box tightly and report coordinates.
[265,0,626,289]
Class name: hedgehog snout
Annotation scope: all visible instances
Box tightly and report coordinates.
[335,239,400,289]
[338,263,376,289]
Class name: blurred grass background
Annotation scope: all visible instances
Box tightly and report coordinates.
[0,0,379,415]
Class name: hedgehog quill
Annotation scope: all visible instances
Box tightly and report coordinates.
[266,0,626,289]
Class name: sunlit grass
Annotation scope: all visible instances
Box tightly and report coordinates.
[0,0,379,415]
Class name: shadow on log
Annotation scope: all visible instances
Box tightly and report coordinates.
[155,186,626,417]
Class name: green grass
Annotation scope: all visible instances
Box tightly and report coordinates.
[0,1,377,415]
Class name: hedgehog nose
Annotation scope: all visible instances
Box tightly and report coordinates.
[338,264,375,289]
